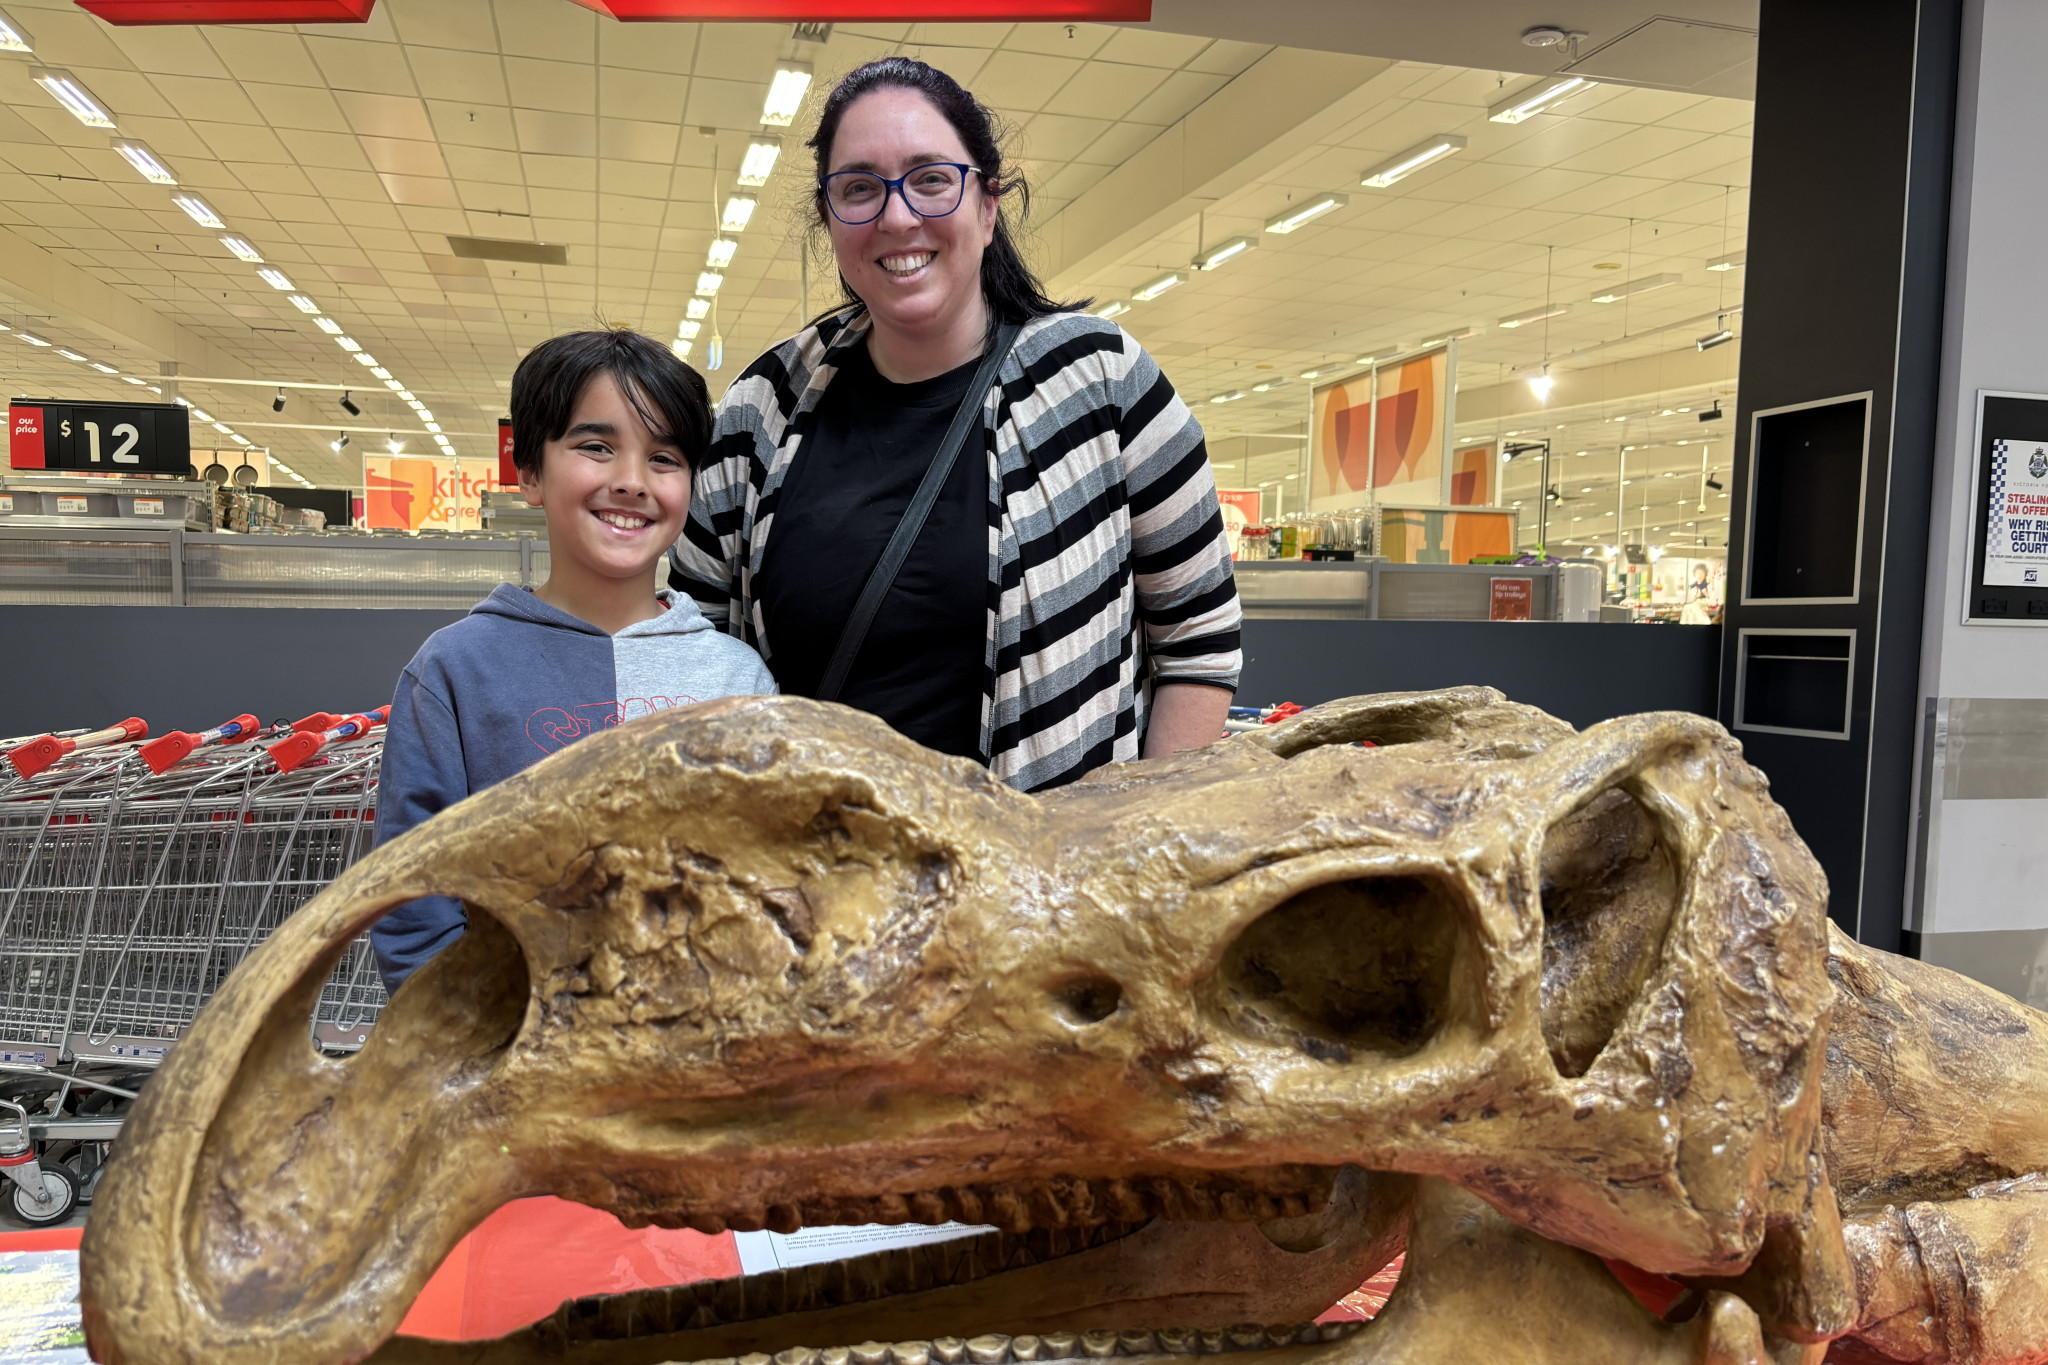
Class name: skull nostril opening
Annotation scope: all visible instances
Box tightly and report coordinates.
[1054,976,1124,1025]
[1212,876,1460,1060]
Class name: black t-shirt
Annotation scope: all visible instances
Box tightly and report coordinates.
[753,340,988,760]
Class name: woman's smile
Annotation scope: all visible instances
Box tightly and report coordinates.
[879,250,936,278]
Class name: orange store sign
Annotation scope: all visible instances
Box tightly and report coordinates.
[363,455,490,533]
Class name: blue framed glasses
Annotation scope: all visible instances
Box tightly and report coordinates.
[820,162,982,226]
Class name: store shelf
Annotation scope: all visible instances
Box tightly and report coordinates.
[1235,559,1572,621]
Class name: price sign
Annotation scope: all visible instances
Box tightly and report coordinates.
[9,399,192,475]
[1490,577,1534,621]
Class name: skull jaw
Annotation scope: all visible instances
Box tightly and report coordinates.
[365,1178,1801,1365]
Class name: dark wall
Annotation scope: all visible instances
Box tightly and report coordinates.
[1720,0,1959,948]
[0,606,465,736]
[0,606,1719,743]
[1239,620,1719,730]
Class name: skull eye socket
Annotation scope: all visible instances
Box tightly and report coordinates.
[1212,876,1460,1061]
[1053,976,1124,1024]
[1539,787,1680,1078]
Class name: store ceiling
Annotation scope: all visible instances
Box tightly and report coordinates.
[0,0,1750,503]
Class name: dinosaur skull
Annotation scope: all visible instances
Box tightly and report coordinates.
[79,688,1850,1365]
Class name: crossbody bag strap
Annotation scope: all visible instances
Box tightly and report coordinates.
[815,319,1021,703]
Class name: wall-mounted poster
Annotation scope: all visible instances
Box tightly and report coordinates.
[1451,441,1495,505]
[1378,506,1516,564]
[1966,391,2048,623]
[1215,487,1263,559]
[1309,345,1454,511]
[363,453,489,532]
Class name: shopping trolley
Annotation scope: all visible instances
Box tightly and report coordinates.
[0,709,393,1221]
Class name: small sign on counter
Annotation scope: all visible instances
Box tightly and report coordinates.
[1490,576,1533,621]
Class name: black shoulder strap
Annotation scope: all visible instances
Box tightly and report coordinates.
[815,319,1022,703]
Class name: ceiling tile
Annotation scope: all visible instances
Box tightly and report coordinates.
[335,90,437,142]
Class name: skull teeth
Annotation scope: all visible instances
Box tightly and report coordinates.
[540,1318,1366,1360]
[670,1178,1318,1237]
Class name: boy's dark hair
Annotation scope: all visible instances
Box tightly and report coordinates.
[807,57,1087,325]
[509,329,711,476]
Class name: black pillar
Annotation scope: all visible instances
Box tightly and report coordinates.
[1720,0,1961,950]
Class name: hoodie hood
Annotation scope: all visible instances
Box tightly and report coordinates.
[470,584,715,640]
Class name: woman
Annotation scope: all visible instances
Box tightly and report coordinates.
[673,57,1240,792]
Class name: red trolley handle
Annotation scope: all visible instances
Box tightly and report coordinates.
[6,717,148,781]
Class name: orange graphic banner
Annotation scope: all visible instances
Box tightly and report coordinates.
[362,454,488,532]
[1310,348,1450,509]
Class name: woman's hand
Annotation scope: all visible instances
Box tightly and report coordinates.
[1143,683,1232,759]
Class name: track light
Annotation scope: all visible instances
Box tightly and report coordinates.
[1697,322,1736,351]
[272,387,286,413]
[387,433,404,454]
[1705,474,1725,492]
[1699,402,1725,422]
[331,432,351,452]
[339,391,360,417]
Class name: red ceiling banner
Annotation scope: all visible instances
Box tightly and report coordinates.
[568,0,1149,17]
[75,0,375,22]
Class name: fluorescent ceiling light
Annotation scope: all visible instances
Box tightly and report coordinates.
[383,379,404,390]
[172,195,224,229]
[1132,271,1183,302]
[1264,194,1347,235]
[677,319,703,340]
[686,298,710,321]
[1488,74,1594,124]
[90,362,117,374]
[257,268,294,291]
[32,68,114,129]
[220,236,263,263]
[706,237,737,268]
[1193,236,1256,271]
[737,138,781,187]
[56,348,88,362]
[720,196,757,232]
[212,421,231,434]
[1361,134,1466,188]
[0,8,33,52]
[20,332,50,346]
[1422,326,1479,344]
[1590,271,1682,303]
[335,335,360,351]
[1092,300,1131,320]
[761,63,812,127]
[354,351,377,366]
[416,408,434,422]
[1208,391,1245,404]
[695,271,724,297]
[397,390,415,402]
[191,407,214,421]
[112,139,176,185]
[369,366,390,379]
[425,422,442,433]
[287,294,318,313]
[122,375,146,385]
[1498,303,1569,329]
[1298,369,1322,379]
[406,398,424,410]
[1706,250,1746,272]
[232,434,251,446]
[1251,378,1289,393]
[315,317,343,334]
[1527,373,1554,401]
[672,338,693,360]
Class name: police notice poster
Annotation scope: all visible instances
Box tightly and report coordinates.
[1986,438,2048,587]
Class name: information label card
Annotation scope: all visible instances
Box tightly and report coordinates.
[1986,437,2048,588]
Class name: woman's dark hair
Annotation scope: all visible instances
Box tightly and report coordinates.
[508,328,712,476]
[807,57,1087,324]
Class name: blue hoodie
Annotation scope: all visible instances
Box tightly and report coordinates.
[368,584,775,992]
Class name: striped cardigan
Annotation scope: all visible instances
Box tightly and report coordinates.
[671,307,1242,792]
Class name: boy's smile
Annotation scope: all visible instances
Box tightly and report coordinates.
[518,370,691,632]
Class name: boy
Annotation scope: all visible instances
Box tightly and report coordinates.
[369,329,774,994]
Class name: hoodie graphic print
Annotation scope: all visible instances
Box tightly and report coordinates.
[368,584,776,991]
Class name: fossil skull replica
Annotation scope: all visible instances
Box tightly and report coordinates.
[78,690,2048,1365]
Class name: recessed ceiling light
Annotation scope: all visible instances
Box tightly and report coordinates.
[287,294,318,313]
[315,317,343,334]
[257,268,294,291]
[371,366,392,379]
[706,237,737,268]
[354,352,377,367]
[112,139,176,185]
[1361,134,1466,188]
[686,298,710,321]
[220,236,263,263]
[336,336,360,351]
[737,138,782,187]
[1132,271,1183,302]
[695,271,724,297]
[0,7,33,53]
[397,390,416,402]
[172,195,224,229]
[416,408,434,422]
[1264,194,1347,235]
[720,196,757,233]
[425,422,442,433]
[760,62,812,127]
[677,320,703,340]
[1488,74,1594,124]
[383,379,404,391]
[31,68,113,129]
[1193,236,1256,272]
[55,348,87,362]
